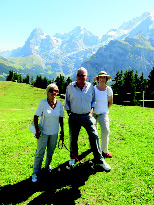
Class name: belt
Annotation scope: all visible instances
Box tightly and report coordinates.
[71,112,89,115]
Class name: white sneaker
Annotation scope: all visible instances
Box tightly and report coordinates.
[69,159,75,166]
[32,174,37,182]
[97,160,111,171]
[48,165,52,172]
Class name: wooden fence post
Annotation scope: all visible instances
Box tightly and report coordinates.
[143,91,144,113]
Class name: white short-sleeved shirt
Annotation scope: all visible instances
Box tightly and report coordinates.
[93,86,113,114]
[35,99,64,135]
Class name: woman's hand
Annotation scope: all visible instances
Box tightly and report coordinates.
[89,107,94,115]
[34,115,40,139]
[59,117,64,147]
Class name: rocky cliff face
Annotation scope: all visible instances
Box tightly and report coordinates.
[81,36,154,81]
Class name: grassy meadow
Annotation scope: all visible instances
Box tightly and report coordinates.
[0,81,153,205]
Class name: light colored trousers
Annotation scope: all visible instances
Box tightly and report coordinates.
[33,134,58,174]
[93,113,110,153]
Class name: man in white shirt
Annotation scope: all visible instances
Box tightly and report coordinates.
[65,67,111,171]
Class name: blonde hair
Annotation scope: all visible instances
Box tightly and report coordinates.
[46,83,59,93]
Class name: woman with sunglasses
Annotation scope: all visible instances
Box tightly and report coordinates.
[32,84,64,182]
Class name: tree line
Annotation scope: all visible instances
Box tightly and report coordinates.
[111,68,154,106]
[6,68,154,107]
[6,70,72,95]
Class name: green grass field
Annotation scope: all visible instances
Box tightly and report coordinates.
[0,81,153,205]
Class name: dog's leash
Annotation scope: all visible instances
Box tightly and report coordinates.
[58,139,81,163]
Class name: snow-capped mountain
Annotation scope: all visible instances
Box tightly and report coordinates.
[0,12,154,80]
[82,35,154,82]
[98,12,154,47]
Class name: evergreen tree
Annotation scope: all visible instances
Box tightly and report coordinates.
[23,74,30,84]
[47,78,52,86]
[147,67,154,97]
[34,75,43,88]
[139,73,148,97]
[122,70,136,105]
[55,74,66,94]
[111,70,124,104]
[134,71,142,103]
[134,71,140,91]
[112,70,123,94]
[17,74,22,83]
[66,76,72,86]
[30,76,34,86]
[6,70,14,81]
[12,72,18,82]
[63,76,72,93]
[112,69,138,105]
[42,76,48,89]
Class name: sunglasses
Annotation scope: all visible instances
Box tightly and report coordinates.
[49,89,58,93]
[77,74,86,77]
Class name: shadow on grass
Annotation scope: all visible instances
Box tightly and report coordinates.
[0,150,106,204]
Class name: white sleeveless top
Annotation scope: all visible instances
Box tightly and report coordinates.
[93,85,113,114]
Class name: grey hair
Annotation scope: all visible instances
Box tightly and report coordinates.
[46,83,59,93]
[76,67,88,76]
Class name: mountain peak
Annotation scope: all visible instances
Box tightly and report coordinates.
[69,26,97,38]
[54,26,88,40]
[118,12,154,31]
[70,25,87,34]
[25,27,46,44]
[76,25,85,31]
[149,12,154,20]
[30,27,46,38]
[140,11,154,20]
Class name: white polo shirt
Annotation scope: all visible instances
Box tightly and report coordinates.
[35,99,64,135]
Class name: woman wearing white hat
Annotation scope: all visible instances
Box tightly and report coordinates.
[93,71,113,158]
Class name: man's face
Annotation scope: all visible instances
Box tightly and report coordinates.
[76,70,87,85]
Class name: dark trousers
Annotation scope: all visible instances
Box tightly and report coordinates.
[69,113,104,164]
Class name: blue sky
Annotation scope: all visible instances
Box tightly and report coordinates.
[1,0,154,50]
